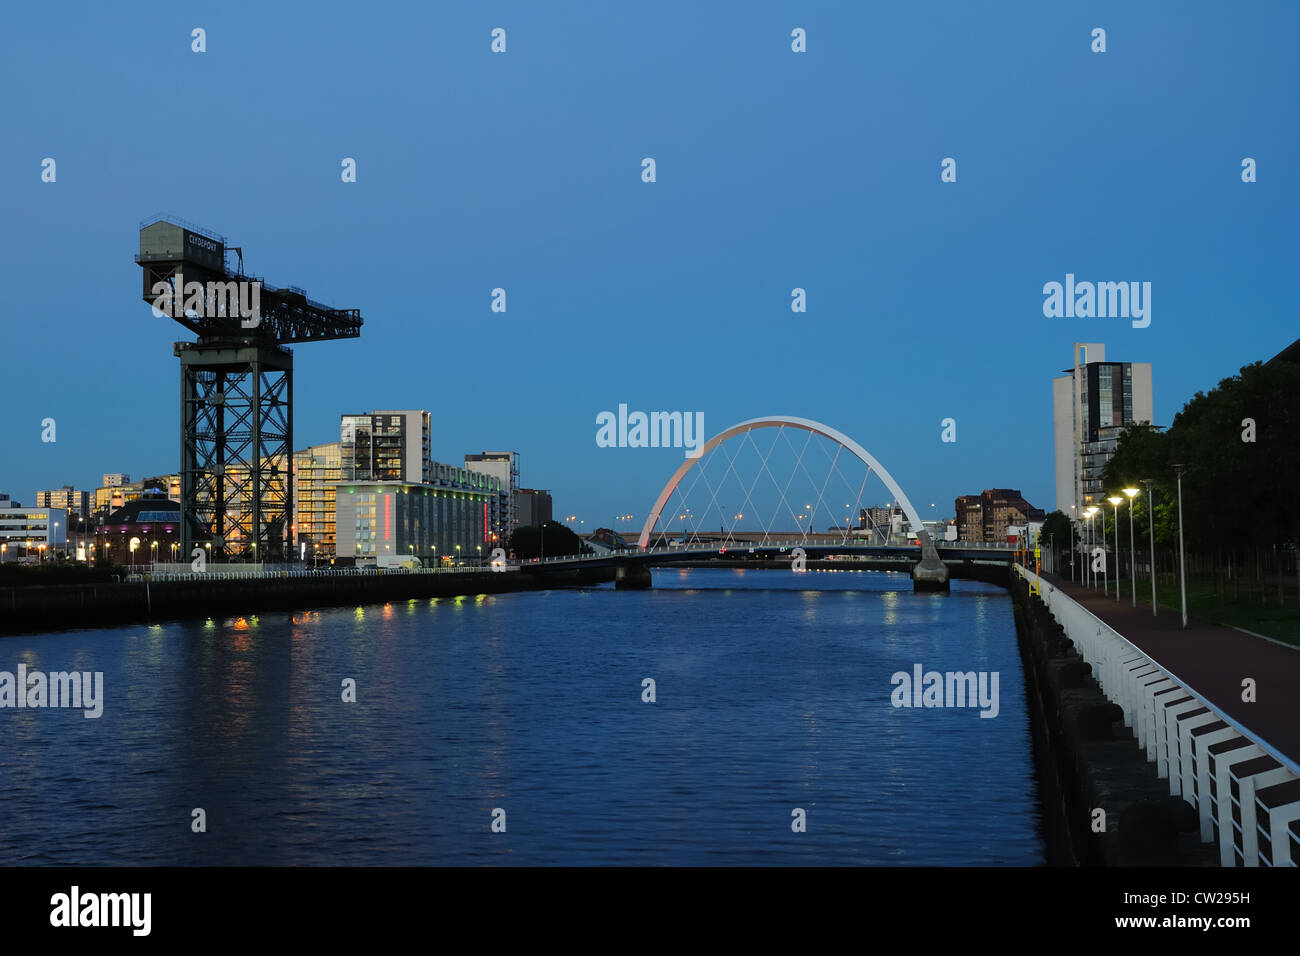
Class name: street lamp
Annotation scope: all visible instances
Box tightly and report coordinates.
[1123,488,1139,608]
[1069,504,1078,582]
[1108,496,1123,603]
[1085,507,1099,590]
[1173,464,1189,629]
[1141,478,1157,616]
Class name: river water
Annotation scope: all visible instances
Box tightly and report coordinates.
[0,568,1044,865]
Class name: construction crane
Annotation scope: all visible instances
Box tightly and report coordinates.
[137,216,363,564]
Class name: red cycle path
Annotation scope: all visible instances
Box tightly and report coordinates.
[1039,572,1300,769]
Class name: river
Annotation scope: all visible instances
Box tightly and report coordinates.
[0,568,1044,865]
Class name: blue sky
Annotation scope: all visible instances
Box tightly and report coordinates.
[2,1,1296,528]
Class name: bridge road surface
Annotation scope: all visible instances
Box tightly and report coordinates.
[1041,572,1300,769]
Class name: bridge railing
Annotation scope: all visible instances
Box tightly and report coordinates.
[1016,564,1300,867]
[523,539,1016,566]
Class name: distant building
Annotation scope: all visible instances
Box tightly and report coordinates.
[0,493,67,561]
[465,452,520,541]
[94,474,129,514]
[954,489,1044,543]
[954,495,984,543]
[1053,342,1154,516]
[856,503,903,541]
[515,487,552,528]
[293,442,341,559]
[340,410,431,484]
[921,519,957,542]
[92,496,194,566]
[36,485,90,518]
[93,474,179,516]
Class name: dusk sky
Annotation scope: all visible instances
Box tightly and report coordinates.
[3,1,1296,527]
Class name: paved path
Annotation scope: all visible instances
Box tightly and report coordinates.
[1040,572,1300,770]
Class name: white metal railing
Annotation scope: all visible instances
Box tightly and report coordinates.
[145,565,520,582]
[1016,564,1300,866]
[529,540,1014,563]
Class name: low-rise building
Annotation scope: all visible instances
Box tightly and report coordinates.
[0,493,68,561]
[92,496,191,566]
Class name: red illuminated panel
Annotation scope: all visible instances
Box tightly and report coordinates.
[385,493,391,541]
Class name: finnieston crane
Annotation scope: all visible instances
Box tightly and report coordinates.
[137,217,363,564]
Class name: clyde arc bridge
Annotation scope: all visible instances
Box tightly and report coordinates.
[538,416,1013,591]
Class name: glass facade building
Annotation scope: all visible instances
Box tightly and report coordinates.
[334,466,501,565]
[1052,343,1154,514]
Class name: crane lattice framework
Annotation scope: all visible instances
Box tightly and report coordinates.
[137,217,362,563]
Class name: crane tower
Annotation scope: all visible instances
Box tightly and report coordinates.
[137,217,362,563]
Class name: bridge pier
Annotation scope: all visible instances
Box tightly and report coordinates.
[615,564,653,590]
[911,532,950,592]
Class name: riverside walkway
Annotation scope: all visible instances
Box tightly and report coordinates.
[1041,572,1300,769]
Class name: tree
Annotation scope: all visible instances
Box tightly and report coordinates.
[1099,360,1300,556]
[508,521,587,560]
[1040,510,1074,572]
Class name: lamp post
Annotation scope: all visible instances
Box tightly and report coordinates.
[1081,509,1092,590]
[1141,478,1157,616]
[1108,496,1123,602]
[1123,488,1139,608]
[1173,465,1188,629]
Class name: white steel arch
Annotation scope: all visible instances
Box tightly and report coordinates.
[636,416,927,549]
